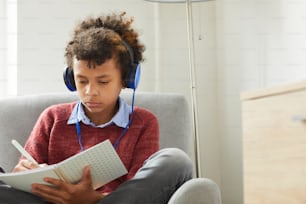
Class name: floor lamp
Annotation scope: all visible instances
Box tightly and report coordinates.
[144,0,214,178]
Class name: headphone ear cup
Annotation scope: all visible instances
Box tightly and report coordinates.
[63,67,76,92]
[125,63,141,90]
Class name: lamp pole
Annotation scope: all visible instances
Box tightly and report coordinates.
[185,0,202,178]
[144,0,214,178]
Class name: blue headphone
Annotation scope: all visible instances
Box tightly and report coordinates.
[63,41,141,91]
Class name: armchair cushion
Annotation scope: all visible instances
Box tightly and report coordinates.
[0,92,192,171]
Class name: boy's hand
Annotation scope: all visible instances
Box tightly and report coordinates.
[13,159,41,172]
[31,166,104,204]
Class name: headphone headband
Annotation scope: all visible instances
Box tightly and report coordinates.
[63,41,140,91]
[121,40,135,64]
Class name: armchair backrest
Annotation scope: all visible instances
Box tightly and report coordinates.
[0,92,193,172]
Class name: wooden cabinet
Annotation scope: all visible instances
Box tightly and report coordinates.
[241,81,306,204]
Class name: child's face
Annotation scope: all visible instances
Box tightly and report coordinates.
[73,57,123,125]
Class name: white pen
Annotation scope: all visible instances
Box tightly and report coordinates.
[11,139,39,165]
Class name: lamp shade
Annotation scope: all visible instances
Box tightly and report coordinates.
[144,0,212,3]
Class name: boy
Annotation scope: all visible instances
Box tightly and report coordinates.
[0,12,192,204]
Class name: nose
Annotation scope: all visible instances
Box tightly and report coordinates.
[85,83,99,96]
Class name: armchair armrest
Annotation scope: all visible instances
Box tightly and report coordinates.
[168,178,221,204]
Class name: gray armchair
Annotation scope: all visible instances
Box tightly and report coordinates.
[0,92,221,204]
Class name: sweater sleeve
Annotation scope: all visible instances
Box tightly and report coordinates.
[22,107,54,164]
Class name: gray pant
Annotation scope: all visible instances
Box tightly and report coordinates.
[0,148,193,204]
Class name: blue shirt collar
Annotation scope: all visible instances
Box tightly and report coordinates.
[67,97,132,128]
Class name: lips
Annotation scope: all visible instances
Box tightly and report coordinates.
[85,102,102,109]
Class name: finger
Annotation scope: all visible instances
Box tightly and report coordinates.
[13,159,38,172]
[83,165,91,178]
[21,159,39,169]
[12,162,27,172]
[32,183,64,204]
[81,165,93,186]
[43,177,67,188]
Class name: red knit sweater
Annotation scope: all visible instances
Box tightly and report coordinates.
[23,102,160,194]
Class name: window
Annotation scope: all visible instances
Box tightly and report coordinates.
[0,0,17,97]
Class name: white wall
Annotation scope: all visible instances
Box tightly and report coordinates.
[216,0,306,203]
[16,0,157,94]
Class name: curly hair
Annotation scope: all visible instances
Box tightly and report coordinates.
[65,11,145,86]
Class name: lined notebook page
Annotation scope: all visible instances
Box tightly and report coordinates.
[56,139,128,189]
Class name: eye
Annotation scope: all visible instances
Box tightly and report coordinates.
[77,79,88,84]
[99,81,109,85]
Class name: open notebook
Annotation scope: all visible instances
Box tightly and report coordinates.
[0,139,127,193]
